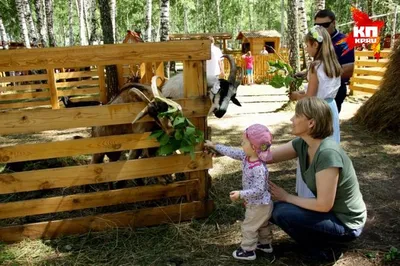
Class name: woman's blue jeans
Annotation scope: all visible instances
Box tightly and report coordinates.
[270,202,362,247]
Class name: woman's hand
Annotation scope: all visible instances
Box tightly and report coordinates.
[269,181,290,202]
[230,190,240,201]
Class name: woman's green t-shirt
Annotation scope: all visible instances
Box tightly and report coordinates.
[292,137,367,229]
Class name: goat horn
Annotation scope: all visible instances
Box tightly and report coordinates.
[129,88,151,103]
[222,54,237,86]
[151,76,162,97]
[132,105,149,124]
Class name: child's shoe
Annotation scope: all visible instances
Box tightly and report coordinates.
[232,247,256,260]
[256,243,273,253]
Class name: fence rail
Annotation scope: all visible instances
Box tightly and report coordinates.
[0,40,213,242]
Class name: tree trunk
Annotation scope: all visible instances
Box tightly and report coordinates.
[367,0,373,16]
[280,0,285,46]
[110,0,116,42]
[315,0,325,12]
[216,0,222,32]
[0,14,9,49]
[88,0,98,45]
[98,0,118,101]
[34,0,48,47]
[79,0,88,45]
[391,6,398,48]
[298,0,310,69]
[288,0,300,72]
[22,0,38,43]
[353,39,400,133]
[15,0,31,48]
[44,0,56,47]
[247,0,252,31]
[160,0,170,77]
[145,0,152,42]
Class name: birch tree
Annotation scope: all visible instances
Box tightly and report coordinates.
[298,0,310,69]
[288,0,299,72]
[216,0,221,32]
[44,0,56,47]
[67,0,74,45]
[78,0,88,45]
[33,0,47,47]
[183,3,189,33]
[22,0,38,43]
[144,0,152,42]
[0,14,9,49]
[15,0,31,48]
[110,0,116,42]
[160,0,170,77]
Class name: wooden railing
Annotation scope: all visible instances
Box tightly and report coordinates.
[350,49,391,94]
[0,41,214,242]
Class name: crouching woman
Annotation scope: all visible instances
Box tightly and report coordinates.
[267,97,366,260]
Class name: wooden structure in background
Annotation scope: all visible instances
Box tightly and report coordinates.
[349,49,390,94]
[236,30,281,55]
[169,33,232,53]
[0,41,213,242]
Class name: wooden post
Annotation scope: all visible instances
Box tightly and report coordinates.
[183,60,210,201]
[116,64,125,88]
[98,65,107,103]
[140,63,153,85]
[47,68,59,109]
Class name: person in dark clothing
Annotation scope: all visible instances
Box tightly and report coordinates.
[314,9,355,113]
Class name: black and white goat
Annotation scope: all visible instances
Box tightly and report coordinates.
[161,54,242,118]
[60,96,102,108]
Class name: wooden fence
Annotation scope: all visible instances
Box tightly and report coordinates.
[0,41,213,242]
[349,49,391,94]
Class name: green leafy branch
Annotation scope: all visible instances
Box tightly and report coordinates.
[149,105,204,160]
[268,60,304,93]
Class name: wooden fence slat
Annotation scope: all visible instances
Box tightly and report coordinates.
[0,200,214,243]
[47,68,59,109]
[355,50,391,57]
[0,74,48,83]
[0,91,50,101]
[0,180,199,219]
[0,100,51,109]
[0,98,209,135]
[0,41,211,71]
[0,83,50,92]
[0,153,212,194]
[55,71,98,79]
[56,79,99,88]
[0,132,159,163]
[354,68,385,76]
[349,84,378,93]
[57,88,99,96]
[355,60,388,67]
[97,65,107,103]
[351,77,382,85]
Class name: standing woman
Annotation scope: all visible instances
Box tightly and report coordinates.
[268,97,366,260]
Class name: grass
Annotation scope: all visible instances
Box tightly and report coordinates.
[0,94,399,265]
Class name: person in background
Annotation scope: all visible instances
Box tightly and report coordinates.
[242,51,254,85]
[260,46,269,55]
[206,36,225,87]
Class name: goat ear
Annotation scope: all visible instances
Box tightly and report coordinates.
[231,95,241,106]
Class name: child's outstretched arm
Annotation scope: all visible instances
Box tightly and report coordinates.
[204,140,245,161]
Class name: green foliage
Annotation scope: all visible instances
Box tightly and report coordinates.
[149,107,204,160]
[384,246,400,262]
[268,60,304,93]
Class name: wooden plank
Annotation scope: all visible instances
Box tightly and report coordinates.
[355,50,391,58]
[0,74,48,83]
[47,68,59,109]
[0,98,209,135]
[0,91,50,101]
[349,84,378,94]
[0,180,199,219]
[354,68,386,76]
[57,87,99,96]
[351,77,382,85]
[0,100,51,109]
[0,41,211,71]
[182,60,209,201]
[97,65,107,103]
[0,132,159,163]
[0,153,212,194]
[0,83,50,92]
[0,200,214,243]
[355,60,388,67]
[55,71,98,79]
[56,79,99,88]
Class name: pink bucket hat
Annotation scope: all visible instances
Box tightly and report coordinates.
[245,124,273,161]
